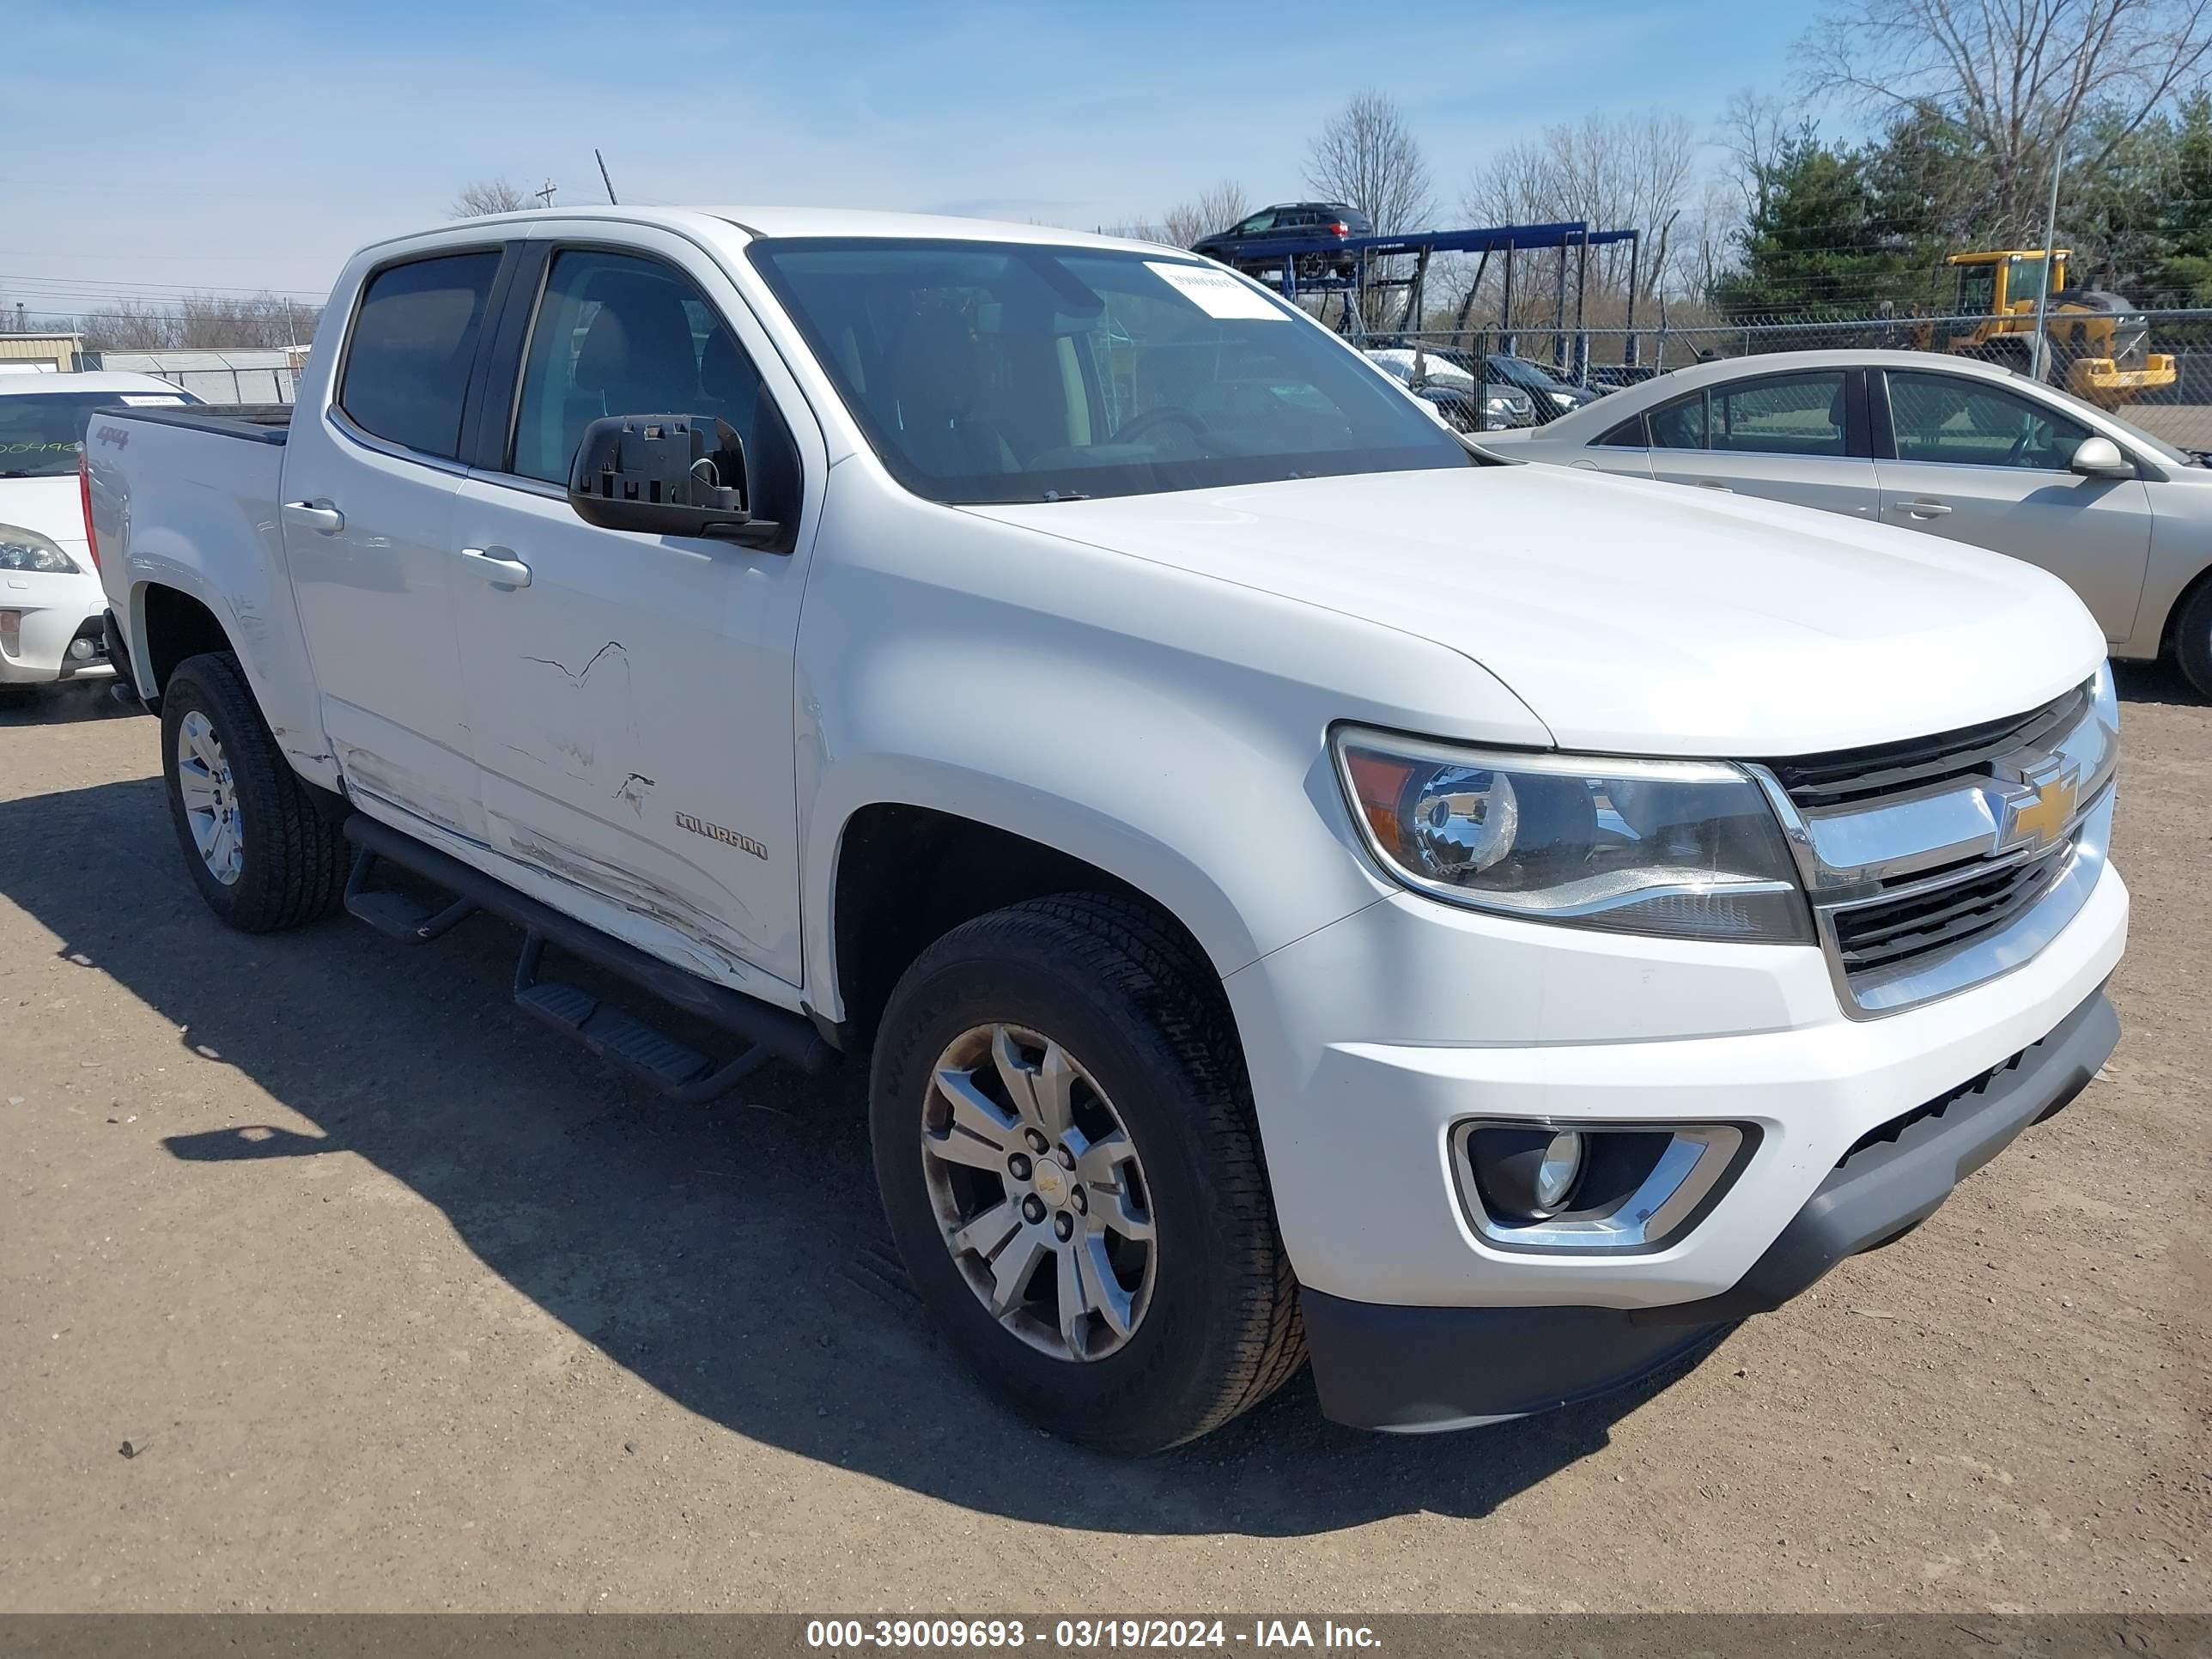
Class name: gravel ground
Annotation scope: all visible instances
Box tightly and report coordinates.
[0,668,2204,1614]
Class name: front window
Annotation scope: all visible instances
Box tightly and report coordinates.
[0,387,195,477]
[1955,264,1996,315]
[2007,255,2052,305]
[1887,371,2090,470]
[1486,356,1563,394]
[746,238,1472,505]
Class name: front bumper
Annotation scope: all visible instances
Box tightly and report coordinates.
[1301,985,2118,1430]
[1,567,110,684]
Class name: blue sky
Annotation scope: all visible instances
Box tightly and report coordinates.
[2,0,1822,319]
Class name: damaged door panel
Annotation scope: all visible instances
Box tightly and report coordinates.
[450,236,815,988]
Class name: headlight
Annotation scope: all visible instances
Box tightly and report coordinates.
[1551,391,1576,407]
[1333,727,1813,942]
[0,524,82,574]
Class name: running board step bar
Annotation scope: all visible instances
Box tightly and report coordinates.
[514,933,768,1103]
[340,812,835,1078]
[343,847,478,943]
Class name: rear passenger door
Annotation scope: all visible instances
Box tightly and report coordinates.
[448,229,823,993]
[283,246,510,841]
[1642,368,1880,520]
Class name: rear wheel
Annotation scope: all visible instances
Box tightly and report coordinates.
[161,651,349,932]
[871,894,1304,1453]
[2173,580,2212,701]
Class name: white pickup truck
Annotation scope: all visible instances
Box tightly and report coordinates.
[85,208,2126,1453]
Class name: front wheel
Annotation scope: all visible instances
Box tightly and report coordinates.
[2174,580,2212,701]
[871,894,1304,1453]
[161,651,349,932]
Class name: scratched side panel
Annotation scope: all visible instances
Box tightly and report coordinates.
[449,479,811,991]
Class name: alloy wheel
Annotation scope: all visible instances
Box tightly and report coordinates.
[175,709,243,885]
[920,1023,1157,1361]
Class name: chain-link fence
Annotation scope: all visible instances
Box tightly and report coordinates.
[1361,307,2212,453]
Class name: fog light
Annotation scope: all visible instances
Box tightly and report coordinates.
[1470,1127,1585,1221]
[68,636,96,660]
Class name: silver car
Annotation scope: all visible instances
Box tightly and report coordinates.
[1481,348,2212,696]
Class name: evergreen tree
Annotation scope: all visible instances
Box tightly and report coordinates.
[1714,130,1936,317]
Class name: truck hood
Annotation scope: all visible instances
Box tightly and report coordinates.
[964,464,2107,757]
[0,475,90,557]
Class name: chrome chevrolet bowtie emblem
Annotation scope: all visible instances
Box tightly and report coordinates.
[2002,759,2082,854]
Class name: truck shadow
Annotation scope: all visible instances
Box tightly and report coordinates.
[2,775,1702,1537]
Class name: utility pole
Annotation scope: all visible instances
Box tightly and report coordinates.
[534,178,558,210]
[2031,135,2068,382]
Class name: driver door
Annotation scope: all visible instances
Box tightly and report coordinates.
[1875,368,2153,643]
[450,232,823,990]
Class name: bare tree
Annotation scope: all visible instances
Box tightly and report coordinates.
[1160,203,1210,248]
[1462,110,1699,312]
[1720,90,1792,221]
[76,292,320,353]
[1304,92,1434,233]
[451,178,532,218]
[1800,0,2212,239]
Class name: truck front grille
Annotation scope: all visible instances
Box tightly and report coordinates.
[1765,684,2089,809]
[1829,839,2070,977]
[1755,682,2115,1017]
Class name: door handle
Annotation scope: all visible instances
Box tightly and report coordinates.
[459,546,532,588]
[282,501,344,535]
[1692,478,1734,492]
[1894,499,1953,518]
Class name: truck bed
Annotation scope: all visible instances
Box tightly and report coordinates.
[100,402,292,444]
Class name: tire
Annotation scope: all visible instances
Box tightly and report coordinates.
[2173,580,2212,701]
[871,893,1304,1454]
[161,651,349,932]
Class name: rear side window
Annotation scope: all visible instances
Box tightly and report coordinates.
[1647,392,1707,449]
[337,252,499,459]
[1711,372,1848,458]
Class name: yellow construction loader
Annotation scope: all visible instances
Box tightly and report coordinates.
[1911,250,2176,409]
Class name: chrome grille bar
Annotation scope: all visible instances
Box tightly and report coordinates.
[1750,673,2117,1017]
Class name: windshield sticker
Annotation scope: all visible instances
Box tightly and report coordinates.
[1144,262,1287,322]
[118,394,185,406]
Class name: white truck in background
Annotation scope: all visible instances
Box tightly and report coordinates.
[84,208,2125,1452]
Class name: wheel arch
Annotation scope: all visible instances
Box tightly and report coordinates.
[135,582,235,699]
[821,793,1249,1048]
[126,570,339,790]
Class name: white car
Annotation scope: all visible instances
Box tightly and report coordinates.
[1480,348,2212,696]
[88,211,2124,1450]
[0,372,198,690]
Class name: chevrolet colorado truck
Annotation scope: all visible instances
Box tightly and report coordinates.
[84,209,2127,1453]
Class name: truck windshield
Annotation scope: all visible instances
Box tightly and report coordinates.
[0,388,193,477]
[746,238,1472,504]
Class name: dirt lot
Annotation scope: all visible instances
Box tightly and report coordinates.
[0,670,2205,1615]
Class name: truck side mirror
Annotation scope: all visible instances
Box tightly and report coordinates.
[2068,435,2133,480]
[566,414,785,548]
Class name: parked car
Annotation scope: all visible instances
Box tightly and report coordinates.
[1361,347,1535,428]
[1479,347,2212,696]
[0,372,198,696]
[89,210,2124,1454]
[1193,202,1373,278]
[1482,353,1601,419]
